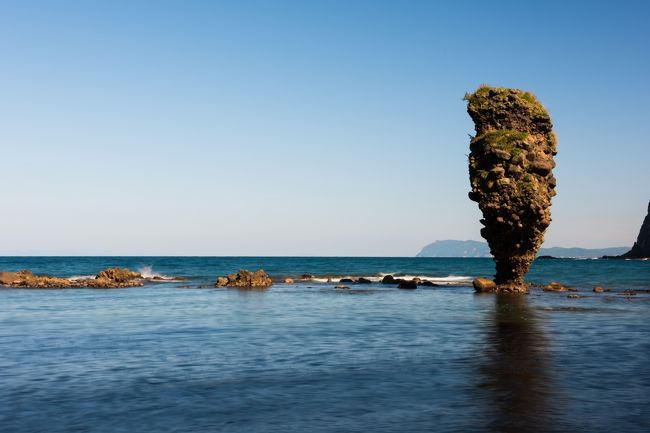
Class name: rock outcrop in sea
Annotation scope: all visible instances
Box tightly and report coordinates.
[216,269,273,288]
[465,86,557,292]
[0,268,144,288]
[621,201,650,258]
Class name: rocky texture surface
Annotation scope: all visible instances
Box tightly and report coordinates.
[621,201,650,258]
[215,269,273,288]
[466,86,557,292]
[96,268,142,283]
[0,268,143,288]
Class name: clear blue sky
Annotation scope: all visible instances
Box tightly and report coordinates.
[1,0,648,255]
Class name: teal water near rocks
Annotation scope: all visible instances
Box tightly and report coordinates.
[1,257,648,432]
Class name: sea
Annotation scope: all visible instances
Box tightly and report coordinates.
[1,256,649,433]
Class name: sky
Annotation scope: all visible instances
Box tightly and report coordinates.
[1,0,648,256]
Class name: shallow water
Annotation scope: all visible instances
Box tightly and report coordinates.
[1,257,649,432]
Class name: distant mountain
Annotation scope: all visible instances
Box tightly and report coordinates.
[538,246,630,258]
[416,240,630,258]
[417,240,490,258]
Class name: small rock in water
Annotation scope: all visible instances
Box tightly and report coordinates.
[335,285,349,289]
[398,280,418,290]
[284,278,294,284]
[357,277,372,284]
[593,286,605,293]
[473,277,496,293]
[622,290,638,296]
[381,275,398,284]
[567,294,580,299]
[339,278,354,283]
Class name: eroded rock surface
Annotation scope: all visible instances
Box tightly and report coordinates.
[0,268,144,288]
[215,269,273,288]
[96,267,142,282]
[466,86,557,292]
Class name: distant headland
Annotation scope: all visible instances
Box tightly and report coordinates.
[416,240,630,259]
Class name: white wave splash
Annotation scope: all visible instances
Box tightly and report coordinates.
[137,265,175,280]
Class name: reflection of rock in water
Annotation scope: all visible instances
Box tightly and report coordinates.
[466,86,557,292]
[478,296,563,433]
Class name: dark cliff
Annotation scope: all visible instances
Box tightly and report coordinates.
[622,202,650,258]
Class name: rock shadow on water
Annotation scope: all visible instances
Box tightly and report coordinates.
[475,295,568,433]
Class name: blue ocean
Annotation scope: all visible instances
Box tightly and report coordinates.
[1,257,649,432]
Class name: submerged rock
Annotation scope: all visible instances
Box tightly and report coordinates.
[419,280,438,287]
[544,282,568,292]
[215,269,272,288]
[465,86,557,293]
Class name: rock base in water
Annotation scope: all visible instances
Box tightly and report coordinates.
[0,268,144,288]
[216,269,273,288]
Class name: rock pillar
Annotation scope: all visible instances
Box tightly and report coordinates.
[465,86,557,292]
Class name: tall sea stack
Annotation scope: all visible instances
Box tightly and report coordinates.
[621,201,650,258]
[466,86,557,292]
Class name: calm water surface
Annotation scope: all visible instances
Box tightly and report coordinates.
[1,257,648,432]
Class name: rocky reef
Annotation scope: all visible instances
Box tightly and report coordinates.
[216,269,273,288]
[465,86,557,292]
[0,268,144,288]
[621,201,650,258]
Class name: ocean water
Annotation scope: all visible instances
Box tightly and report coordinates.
[1,257,649,433]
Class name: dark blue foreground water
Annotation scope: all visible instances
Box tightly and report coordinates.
[1,257,649,432]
